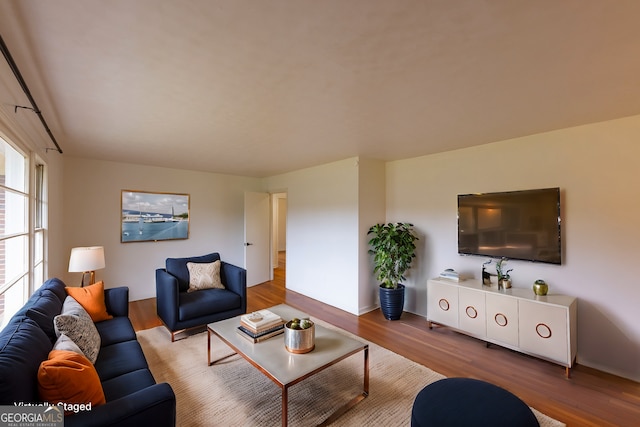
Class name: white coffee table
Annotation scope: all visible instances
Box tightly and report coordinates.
[207,304,369,427]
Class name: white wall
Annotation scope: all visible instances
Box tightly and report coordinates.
[277,197,287,251]
[266,158,361,314]
[275,194,287,252]
[357,158,386,314]
[61,157,264,300]
[385,115,640,381]
[47,116,640,381]
[45,152,66,282]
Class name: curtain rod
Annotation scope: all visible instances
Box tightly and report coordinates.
[0,33,63,154]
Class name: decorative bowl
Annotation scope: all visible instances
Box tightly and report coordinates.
[284,319,315,354]
[533,279,549,296]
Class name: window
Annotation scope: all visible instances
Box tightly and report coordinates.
[33,163,46,290]
[0,136,45,329]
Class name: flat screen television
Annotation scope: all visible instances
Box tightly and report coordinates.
[458,187,561,264]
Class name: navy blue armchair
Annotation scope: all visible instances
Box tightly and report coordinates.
[155,252,247,341]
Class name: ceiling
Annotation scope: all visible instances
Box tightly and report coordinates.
[1,1,640,177]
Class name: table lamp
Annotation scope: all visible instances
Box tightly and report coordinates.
[68,246,105,287]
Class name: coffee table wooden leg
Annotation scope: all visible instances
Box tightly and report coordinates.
[318,345,369,426]
[207,328,211,365]
[282,385,288,427]
[207,328,237,366]
[363,345,369,395]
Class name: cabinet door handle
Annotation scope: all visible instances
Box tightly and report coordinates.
[465,306,478,319]
[536,323,552,339]
[494,313,508,327]
[438,299,450,311]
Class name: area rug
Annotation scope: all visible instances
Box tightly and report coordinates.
[137,322,565,427]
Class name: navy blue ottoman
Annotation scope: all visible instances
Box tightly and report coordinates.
[411,378,539,427]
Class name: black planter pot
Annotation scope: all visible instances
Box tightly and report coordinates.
[379,284,405,320]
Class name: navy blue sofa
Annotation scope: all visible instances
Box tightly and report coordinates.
[0,278,176,427]
[156,252,247,341]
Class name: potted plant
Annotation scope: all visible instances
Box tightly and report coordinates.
[367,222,419,320]
[496,257,513,289]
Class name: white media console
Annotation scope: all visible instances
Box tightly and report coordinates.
[427,278,577,377]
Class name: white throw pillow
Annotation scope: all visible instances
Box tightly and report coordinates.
[52,333,84,357]
[187,260,224,292]
[54,296,101,364]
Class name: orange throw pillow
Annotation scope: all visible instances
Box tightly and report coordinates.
[38,350,106,413]
[66,281,113,322]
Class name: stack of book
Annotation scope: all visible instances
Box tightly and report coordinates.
[439,269,463,282]
[237,309,285,343]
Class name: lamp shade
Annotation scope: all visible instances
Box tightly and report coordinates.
[68,246,106,272]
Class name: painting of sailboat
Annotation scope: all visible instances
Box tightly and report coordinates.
[121,190,190,242]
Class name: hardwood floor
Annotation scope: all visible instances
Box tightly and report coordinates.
[130,252,639,427]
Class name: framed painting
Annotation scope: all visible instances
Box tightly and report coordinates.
[121,190,190,243]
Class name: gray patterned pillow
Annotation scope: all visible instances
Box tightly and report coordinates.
[54,296,101,363]
[187,260,224,292]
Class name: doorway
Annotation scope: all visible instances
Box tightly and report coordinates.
[271,193,287,285]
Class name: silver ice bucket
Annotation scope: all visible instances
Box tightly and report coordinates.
[284,320,315,354]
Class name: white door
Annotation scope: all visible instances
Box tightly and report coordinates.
[244,192,271,286]
[458,287,486,338]
[518,300,569,364]
[486,293,519,347]
[426,280,459,328]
